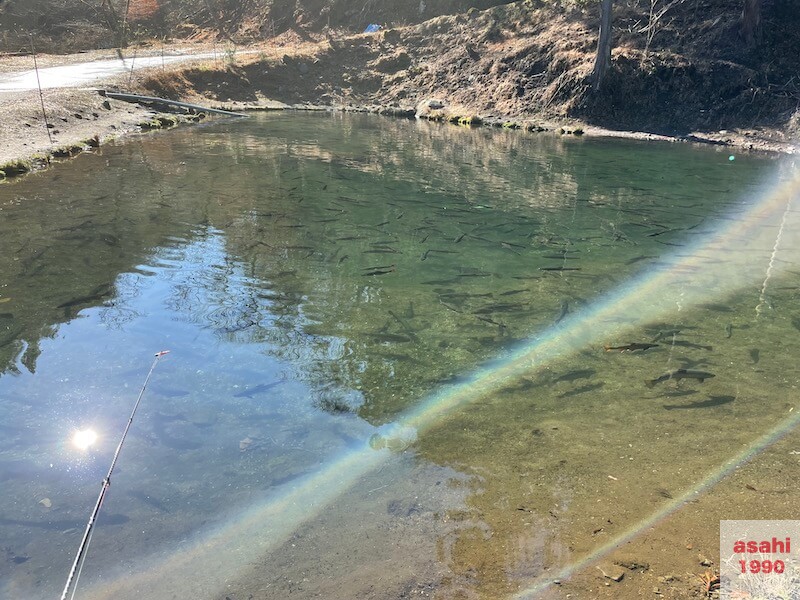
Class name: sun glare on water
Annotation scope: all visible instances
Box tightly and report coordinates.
[72,428,98,451]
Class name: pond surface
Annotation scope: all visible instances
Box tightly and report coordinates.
[1,113,799,600]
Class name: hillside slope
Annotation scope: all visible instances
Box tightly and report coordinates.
[141,0,800,138]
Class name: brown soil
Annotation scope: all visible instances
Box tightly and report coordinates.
[0,88,166,168]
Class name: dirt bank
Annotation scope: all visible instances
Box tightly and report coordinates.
[3,2,800,181]
[0,87,182,170]
[0,43,233,177]
[134,0,800,148]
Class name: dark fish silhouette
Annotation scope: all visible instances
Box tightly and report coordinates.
[554,369,596,384]
[57,283,112,309]
[647,325,698,340]
[625,255,656,265]
[234,379,286,398]
[272,270,297,279]
[438,291,492,299]
[511,274,543,280]
[645,369,715,388]
[676,357,712,369]
[422,278,460,285]
[363,248,400,254]
[698,302,733,312]
[663,395,734,410]
[604,342,659,352]
[458,270,492,278]
[438,301,463,313]
[669,340,713,351]
[501,241,526,249]
[650,329,683,342]
[500,288,530,297]
[555,301,569,324]
[362,266,395,276]
[127,489,170,513]
[647,228,682,237]
[388,310,418,341]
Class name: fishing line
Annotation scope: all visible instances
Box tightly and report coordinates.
[756,190,793,317]
[68,525,96,600]
[59,350,170,600]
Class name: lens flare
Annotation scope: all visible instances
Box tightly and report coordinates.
[75,169,800,600]
[72,428,98,451]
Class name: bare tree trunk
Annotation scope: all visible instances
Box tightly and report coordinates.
[591,0,614,91]
[741,0,761,47]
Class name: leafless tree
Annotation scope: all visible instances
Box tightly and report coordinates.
[639,0,684,61]
[591,0,613,90]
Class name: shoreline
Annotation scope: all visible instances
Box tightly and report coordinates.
[2,89,796,183]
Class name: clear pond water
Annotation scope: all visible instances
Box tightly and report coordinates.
[1,113,799,599]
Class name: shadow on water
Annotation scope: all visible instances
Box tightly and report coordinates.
[1,112,799,599]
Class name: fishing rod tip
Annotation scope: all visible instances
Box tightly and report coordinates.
[155,350,171,357]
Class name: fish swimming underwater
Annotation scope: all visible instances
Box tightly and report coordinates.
[604,342,659,352]
[645,369,715,388]
[233,379,287,398]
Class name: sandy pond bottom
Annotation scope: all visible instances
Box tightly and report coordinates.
[1,113,799,599]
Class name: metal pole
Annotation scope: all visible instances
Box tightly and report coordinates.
[29,34,52,144]
[128,47,137,86]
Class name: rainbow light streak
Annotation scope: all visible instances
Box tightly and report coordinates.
[82,445,390,599]
[512,404,800,599]
[81,169,800,600]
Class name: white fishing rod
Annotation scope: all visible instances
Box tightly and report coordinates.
[60,350,170,600]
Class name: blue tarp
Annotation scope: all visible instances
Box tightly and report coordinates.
[364,24,382,33]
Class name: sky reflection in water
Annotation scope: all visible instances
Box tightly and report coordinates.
[0,113,798,599]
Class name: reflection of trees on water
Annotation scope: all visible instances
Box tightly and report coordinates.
[0,135,260,376]
[212,116,766,424]
[4,114,792,600]
[0,114,771,425]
